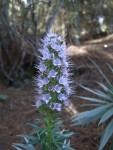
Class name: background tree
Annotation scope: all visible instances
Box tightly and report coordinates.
[0,0,113,85]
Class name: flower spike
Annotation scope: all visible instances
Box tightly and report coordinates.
[35,33,72,111]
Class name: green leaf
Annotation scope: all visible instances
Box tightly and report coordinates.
[95,89,113,101]
[12,136,37,150]
[81,103,101,107]
[12,143,36,150]
[98,107,113,125]
[72,104,112,125]
[107,64,113,73]
[52,135,62,150]
[17,134,37,141]
[12,145,22,150]
[0,94,8,101]
[96,82,113,95]
[75,95,108,104]
[99,119,113,150]
[90,59,112,87]
[80,85,113,101]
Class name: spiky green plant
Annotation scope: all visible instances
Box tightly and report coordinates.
[72,61,113,150]
[12,33,75,150]
[12,119,74,150]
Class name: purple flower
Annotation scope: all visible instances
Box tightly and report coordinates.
[42,48,51,60]
[37,80,44,88]
[50,43,57,50]
[35,33,72,111]
[51,53,55,59]
[48,70,57,78]
[61,68,68,76]
[50,103,62,111]
[50,37,57,43]
[57,36,63,42]
[44,77,49,83]
[61,44,66,51]
[38,77,49,88]
[41,38,50,46]
[63,99,70,106]
[59,76,68,86]
[35,100,42,108]
[42,52,51,60]
[63,61,68,67]
[54,85,62,93]
[53,58,62,67]
[56,45,62,52]
[51,44,61,52]
[42,93,51,104]
[38,63,46,72]
[58,50,65,58]
[47,33,58,38]
[65,85,71,95]
[58,93,66,101]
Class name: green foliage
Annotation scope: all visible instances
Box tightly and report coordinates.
[12,119,74,150]
[72,63,113,150]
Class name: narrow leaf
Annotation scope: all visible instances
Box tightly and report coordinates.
[99,119,113,150]
[80,85,112,100]
[90,59,112,87]
[75,95,108,104]
[107,63,113,73]
[72,104,112,125]
[99,107,113,125]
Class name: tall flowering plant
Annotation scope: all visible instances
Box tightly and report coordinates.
[35,33,71,112]
[12,33,74,150]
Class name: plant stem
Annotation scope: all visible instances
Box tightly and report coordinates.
[43,111,57,149]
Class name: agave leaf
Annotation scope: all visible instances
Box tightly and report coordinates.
[81,104,102,107]
[80,85,102,95]
[80,85,112,100]
[75,95,108,104]
[72,104,112,125]
[72,115,101,126]
[72,112,101,125]
[94,89,113,101]
[90,59,112,87]
[96,82,113,94]
[107,63,113,73]
[99,119,113,150]
[98,107,113,125]
[72,103,112,120]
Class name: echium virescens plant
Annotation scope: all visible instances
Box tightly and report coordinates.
[12,33,75,150]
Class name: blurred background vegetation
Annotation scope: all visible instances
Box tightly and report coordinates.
[0,0,113,86]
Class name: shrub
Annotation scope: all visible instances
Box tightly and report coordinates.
[72,61,113,150]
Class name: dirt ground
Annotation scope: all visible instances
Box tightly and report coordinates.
[0,35,113,150]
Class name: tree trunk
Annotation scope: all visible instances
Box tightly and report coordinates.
[46,0,64,33]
